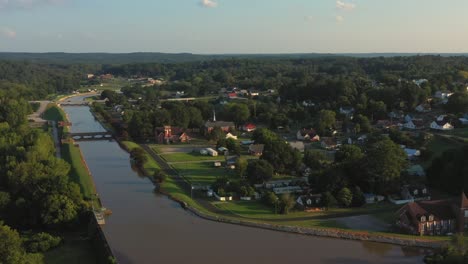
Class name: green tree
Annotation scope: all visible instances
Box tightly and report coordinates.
[0,224,28,264]
[337,187,353,207]
[446,92,468,114]
[41,195,78,225]
[279,193,296,214]
[247,160,274,184]
[364,138,408,192]
[303,150,327,170]
[235,157,248,178]
[317,110,336,135]
[322,192,338,208]
[335,145,364,164]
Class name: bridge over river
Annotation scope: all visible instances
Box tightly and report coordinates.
[68,131,114,141]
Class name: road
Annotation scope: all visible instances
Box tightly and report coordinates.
[50,121,62,158]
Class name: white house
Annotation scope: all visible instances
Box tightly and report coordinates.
[403,121,416,130]
[205,148,219,157]
[434,91,454,100]
[430,121,454,131]
[225,133,238,140]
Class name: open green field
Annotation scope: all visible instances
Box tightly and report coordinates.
[446,127,468,139]
[61,143,95,200]
[171,161,234,185]
[121,141,160,175]
[44,236,97,264]
[161,152,223,162]
[213,200,401,221]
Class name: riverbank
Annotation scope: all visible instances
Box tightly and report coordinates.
[46,102,117,264]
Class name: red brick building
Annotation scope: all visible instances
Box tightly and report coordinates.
[155,126,191,144]
[396,192,468,236]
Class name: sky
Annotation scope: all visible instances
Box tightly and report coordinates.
[0,0,467,53]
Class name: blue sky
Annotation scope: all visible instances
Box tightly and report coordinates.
[0,0,467,53]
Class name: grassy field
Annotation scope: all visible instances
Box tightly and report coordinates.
[44,235,97,264]
[161,152,223,162]
[446,127,468,139]
[121,141,160,175]
[213,200,401,220]
[61,143,95,200]
[171,161,233,185]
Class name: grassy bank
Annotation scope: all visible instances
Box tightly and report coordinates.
[61,142,95,200]
[121,141,161,175]
[43,103,69,133]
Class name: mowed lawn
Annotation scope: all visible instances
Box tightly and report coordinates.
[162,152,223,162]
[171,161,233,186]
[61,143,95,200]
[213,200,401,221]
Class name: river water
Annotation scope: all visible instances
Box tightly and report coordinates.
[62,101,427,264]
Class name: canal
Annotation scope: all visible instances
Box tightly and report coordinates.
[62,102,428,264]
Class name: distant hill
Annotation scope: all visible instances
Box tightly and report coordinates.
[0,52,467,64]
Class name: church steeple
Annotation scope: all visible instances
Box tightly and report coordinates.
[213,110,216,122]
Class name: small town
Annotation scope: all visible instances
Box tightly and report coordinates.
[2,1,468,264]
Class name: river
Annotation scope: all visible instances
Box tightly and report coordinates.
[62,101,428,264]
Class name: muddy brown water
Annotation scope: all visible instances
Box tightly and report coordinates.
[63,104,428,264]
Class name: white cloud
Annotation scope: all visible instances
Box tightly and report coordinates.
[200,0,217,8]
[335,15,344,23]
[336,1,356,11]
[0,0,65,11]
[0,27,17,38]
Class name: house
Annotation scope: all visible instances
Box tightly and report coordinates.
[289,141,305,153]
[364,193,385,204]
[396,192,468,236]
[296,128,320,141]
[249,91,260,97]
[404,114,413,123]
[225,133,238,140]
[403,148,421,159]
[339,107,355,116]
[204,120,235,134]
[430,121,454,131]
[217,147,228,154]
[248,144,265,156]
[213,161,222,167]
[205,148,218,157]
[242,123,257,132]
[155,126,191,144]
[227,92,238,99]
[376,120,399,129]
[296,194,324,211]
[273,186,302,195]
[403,119,425,130]
[459,118,468,125]
[434,91,454,100]
[321,137,338,150]
[401,185,430,201]
[415,104,431,113]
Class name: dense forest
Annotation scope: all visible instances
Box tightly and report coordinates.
[0,90,89,263]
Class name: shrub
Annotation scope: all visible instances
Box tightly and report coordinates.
[25,232,62,253]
